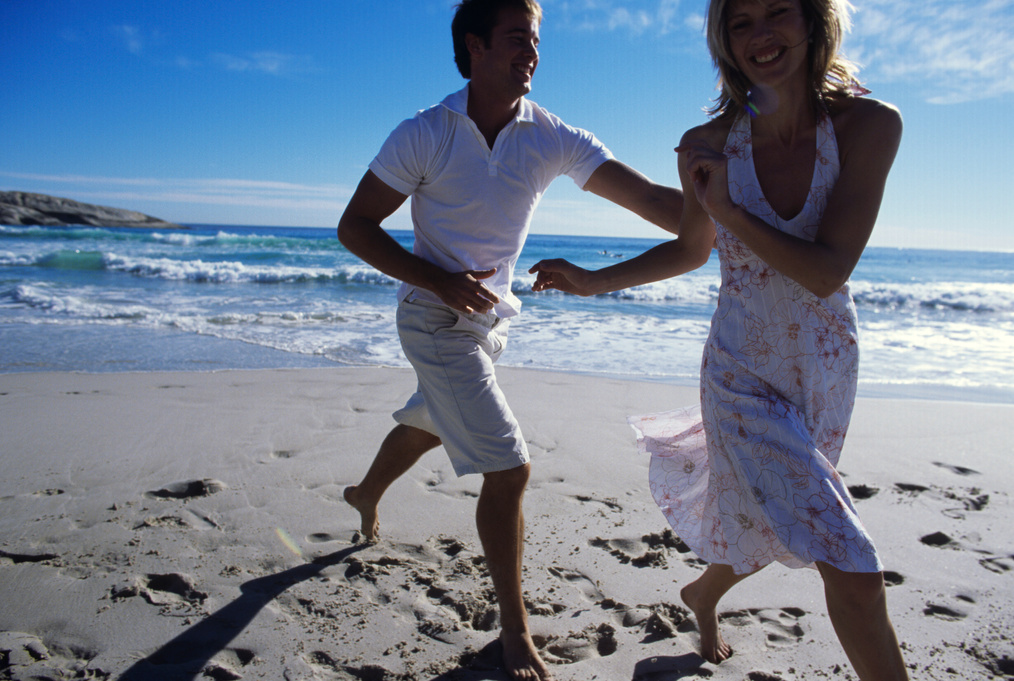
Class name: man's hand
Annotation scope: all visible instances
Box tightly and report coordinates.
[432,268,499,314]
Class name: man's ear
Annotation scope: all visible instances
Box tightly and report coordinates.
[465,32,485,59]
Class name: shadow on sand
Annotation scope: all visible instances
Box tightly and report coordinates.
[631,652,714,679]
[117,545,367,680]
[116,543,527,680]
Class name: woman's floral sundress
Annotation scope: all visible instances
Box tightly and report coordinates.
[629,112,883,575]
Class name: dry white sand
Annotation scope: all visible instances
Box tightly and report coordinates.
[0,367,1012,680]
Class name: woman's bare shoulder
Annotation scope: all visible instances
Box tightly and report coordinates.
[831,97,903,150]
[680,116,735,149]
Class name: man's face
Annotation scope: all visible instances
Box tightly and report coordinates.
[469,6,540,99]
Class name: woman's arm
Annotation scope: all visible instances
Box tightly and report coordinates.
[529,127,718,296]
[692,99,903,298]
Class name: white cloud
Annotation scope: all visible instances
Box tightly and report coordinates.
[104,26,318,78]
[845,0,1014,104]
[547,0,1013,104]
[111,25,144,55]
[210,51,319,76]
[684,12,706,33]
[0,172,352,214]
[546,0,687,36]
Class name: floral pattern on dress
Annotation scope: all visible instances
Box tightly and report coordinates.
[630,113,882,575]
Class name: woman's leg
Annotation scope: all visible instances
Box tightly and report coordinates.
[817,563,909,681]
[680,563,758,663]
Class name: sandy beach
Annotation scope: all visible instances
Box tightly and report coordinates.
[1,366,1012,680]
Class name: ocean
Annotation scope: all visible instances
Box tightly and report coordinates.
[1,223,1012,404]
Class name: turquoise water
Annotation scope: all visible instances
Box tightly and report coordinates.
[2,223,1012,403]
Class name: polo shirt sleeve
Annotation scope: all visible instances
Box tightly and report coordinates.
[556,121,614,190]
[368,116,431,197]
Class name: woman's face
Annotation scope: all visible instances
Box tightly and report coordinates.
[725,0,810,89]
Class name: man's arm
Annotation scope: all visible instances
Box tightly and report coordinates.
[582,160,683,236]
[337,171,500,314]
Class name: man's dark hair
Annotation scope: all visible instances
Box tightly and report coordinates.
[451,0,542,78]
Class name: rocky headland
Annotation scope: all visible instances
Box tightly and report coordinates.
[0,191,184,229]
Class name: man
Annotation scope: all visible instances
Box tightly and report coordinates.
[338,1,682,678]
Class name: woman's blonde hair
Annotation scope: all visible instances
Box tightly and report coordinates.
[705,0,866,118]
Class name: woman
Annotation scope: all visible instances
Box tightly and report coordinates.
[529,0,907,678]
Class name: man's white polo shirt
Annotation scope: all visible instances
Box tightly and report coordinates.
[369,85,613,317]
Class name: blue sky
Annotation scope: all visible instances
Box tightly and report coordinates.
[2,0,1012,251]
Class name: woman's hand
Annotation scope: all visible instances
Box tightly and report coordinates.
[677,140,734,223]
[528,259,598,296]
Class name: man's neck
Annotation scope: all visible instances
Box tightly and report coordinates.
[467,83,521,148]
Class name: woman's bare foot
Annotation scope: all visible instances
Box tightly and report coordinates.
[681,580,733,663]
[343,485,379,541]
[500,630,554,681]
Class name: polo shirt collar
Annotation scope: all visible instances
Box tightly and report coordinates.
[441,84,535,125]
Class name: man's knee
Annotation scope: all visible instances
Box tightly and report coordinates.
[394,423,442,450]
[482,463,531,495]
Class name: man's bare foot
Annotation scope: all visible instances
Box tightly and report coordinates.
[500,630,554,680]
[681,581,732,663]
[343,485,379,541]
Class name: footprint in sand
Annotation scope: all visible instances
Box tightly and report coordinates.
[972,646,1014,678]
[720,607,808,649]
[306,532,341,544]
[0,631,106,679]
[132,507,220,531]
[590,529,692,568]
[920,531,959,548]
[308,653,416,681]
[923,601,969,622]
[848,484,879,500]
[202,648,256,680]
[548,566,605,601]
[144,479,226,500]
[111,572,208,607]
[979,553,1014,574]
[644,529,693,553]
[894,482,990,520]
[572,494,623,512]
[631,654,715,680]
[540,623,618,664]
[437,537,468,557]
[0,549,60,564]
[425,582,498,631]
[305,651,348,676]
[594,597,689,637]
[416,616,466,645]
[932,461,981,476]
[883,570,905,586]
[589,537,667,568]
[920,531,1014,575]
[133,514,189,530]
[142,573,208,606]
[641,603,693,640]
[941,488,990,520]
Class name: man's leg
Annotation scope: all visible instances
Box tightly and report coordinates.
[476,463,553,681]
[344,424,441,540]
